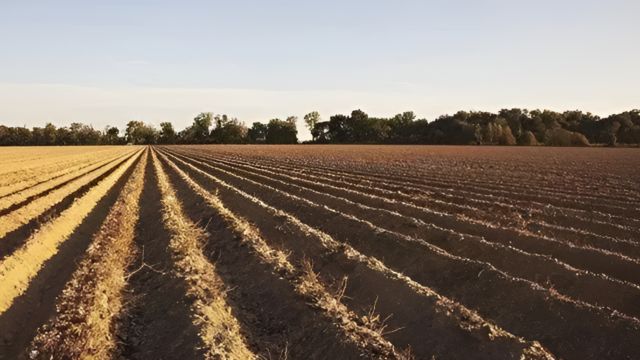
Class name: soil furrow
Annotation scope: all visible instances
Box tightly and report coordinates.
[0,150,141,359]
[28,149,148,359]
[199,148,640,219]
[158,148,555,360]
[0,150,135,215]
[0,149,143,239]
[188,149,640,241]
[171,148,640,286]
[116,154,203,359]
[0,150,142,314]
[203,151,640,241]
[161,148,640,360]
[0,150,143,261]
[155,151,417,359]
[157,149,410,359]
[0,149,130,200]
[134,150,255,359]
[164,148,640,319]
[228,148,640,209]
[0,147,129,191]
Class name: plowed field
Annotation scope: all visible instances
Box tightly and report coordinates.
[1,145,638,360]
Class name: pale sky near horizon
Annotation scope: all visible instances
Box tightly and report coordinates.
[1,0,638,140]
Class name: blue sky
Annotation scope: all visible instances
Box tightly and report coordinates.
[1,0,638,139]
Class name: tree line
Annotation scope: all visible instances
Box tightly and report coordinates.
[305,108,640,146]
[1,109,639,146]
[0,113,298,146]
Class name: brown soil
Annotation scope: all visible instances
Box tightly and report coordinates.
[0,152,140,359]
[3,144,640,360]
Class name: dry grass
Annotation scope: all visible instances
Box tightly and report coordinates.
[29,149,149,359]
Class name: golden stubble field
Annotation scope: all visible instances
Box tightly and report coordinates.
[0,145,639,360]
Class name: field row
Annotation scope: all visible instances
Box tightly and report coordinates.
[1,145,638,360]
[157,146,640,359]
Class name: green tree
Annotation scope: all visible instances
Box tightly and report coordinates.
[248,122,268,143]
[518,131,539,146]
[0,126,11,146]
[43,123,57,145]
[55,127,73,145]
[125,121,144,144]
[104,126,121,144]
[77,124,101,145]
[210,115,247,143]
[388,111,416,142]
[126,121,158,144]
[266,117,298,144]
[159,122,177,144]
[67,123,83,145]
[12,127,33,145]
[304,111,321,134]
[605,121,621,146]
[31,127,45,145]
[192,112,213,143]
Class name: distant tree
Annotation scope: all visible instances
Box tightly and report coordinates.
[304,111,321,134]
[31,127,45,145]
[425,116,480,145]
[125,121,143,144]
[571,132,591,146]
[544,128,590,146]
[104,126,121,145]
[66,123,82,145]
[310,121,331,143]
[499,108,528,139]
[350,110,371,143]
[126,120,158,144]
[76,124,101,145]
[266,117,298,144]
[327,114,352,143]
[606,121,621,146]
[498,125,517,145]
[613,110,640,144]
[313,109,415,144]
[139,126,157,144]
[518,131,539,146]
[3,107,640,146]
[177,126,194,144]
[388,111,416,142]
[521,113,546,142]
[159,122,177,144]
[12,127,33,146]
[563,110,600,142]
[481,122,498,144]
[55,127,73,145]
[248,122,268,143]
[192,112,213,143]
[43,123,57,145]
[210,115,247,143]
[0,126,10,146]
